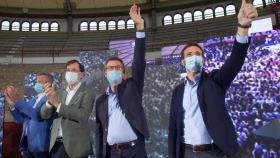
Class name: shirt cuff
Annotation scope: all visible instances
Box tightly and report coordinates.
[46,101,53,108]
[236,34,249,44]
[136,32,145,38]
[56,103,62,113]
[10,107,15,111]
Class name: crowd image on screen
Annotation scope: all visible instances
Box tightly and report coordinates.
[203,30,280,157]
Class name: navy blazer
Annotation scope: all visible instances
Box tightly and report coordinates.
[10,96,53,152]
[168,39,250,158]
[95,37,149,158]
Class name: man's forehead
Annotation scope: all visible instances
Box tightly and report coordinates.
[67,63,79,68]
[184,46,203,52]
[107,60,122,66]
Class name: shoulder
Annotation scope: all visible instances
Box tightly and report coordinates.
[117,78,134,87]
[170,83,184,99]
[173,83,184,93]
[78,83,95,97]
[124,77,133,83]
[200,70,219,81]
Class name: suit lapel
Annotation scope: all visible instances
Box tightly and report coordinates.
[61,90,67,105]
[116,82,125,110]
[177,84,185,118]
[55,89,68,118]
[104,96,109,128]
[197,72,206,115]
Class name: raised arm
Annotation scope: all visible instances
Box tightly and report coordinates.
[130,4,146,93]
[4,86,27,123]
[14,98,46,121]
[10,108,26,123]
[213,0,258,89]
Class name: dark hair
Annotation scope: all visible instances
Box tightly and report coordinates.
[65,59,85,72]
[180,43,204,60]
[37,73,54,83]
[104,57,125,73]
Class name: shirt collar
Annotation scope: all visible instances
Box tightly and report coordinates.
[184,73,201,86]
[106,87,116,96]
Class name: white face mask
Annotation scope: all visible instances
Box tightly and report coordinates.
[65,71,79,85]
[106,70,123,86]
[185,55,203,72]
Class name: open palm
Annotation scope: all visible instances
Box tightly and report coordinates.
[129,4,144,30]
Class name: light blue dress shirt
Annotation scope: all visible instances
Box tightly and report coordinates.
[106,88,138,145]
[182,34,248,145]
[182,74,213,145]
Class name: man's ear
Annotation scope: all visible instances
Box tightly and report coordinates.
[181,59,185,66]
[80,72,84,79]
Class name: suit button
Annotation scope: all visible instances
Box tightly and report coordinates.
[105,129,107,132]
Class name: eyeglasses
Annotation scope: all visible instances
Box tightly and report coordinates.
[105,65,123,71]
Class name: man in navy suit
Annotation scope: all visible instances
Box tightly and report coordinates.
[168,1,258,157]
[95,4,149,158]
[4,73,54,158]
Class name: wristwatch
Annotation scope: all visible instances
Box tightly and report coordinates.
[238,23,252,28]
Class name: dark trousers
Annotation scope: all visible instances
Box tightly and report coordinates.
[105,141,147,158]
[50,141,70,158]
[50,141,88,158]
[22,150,49,158]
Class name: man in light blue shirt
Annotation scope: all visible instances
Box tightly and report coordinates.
[95,4,149,158]
[168,1,258,157]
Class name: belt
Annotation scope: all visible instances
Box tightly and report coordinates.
[183,143,217,152]
[56,137,63,143]
[110,140,138,150]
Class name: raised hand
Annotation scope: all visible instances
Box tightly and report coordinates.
[238,0,258,27]
[44,82,60,108]
[129,4,144,30]
[4,86,20,107]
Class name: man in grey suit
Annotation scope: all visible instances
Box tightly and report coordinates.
[41,59,94,158]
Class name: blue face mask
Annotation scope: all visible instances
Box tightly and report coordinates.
[34,83,44,94]
[106,71,123,86]
[185,55,203,72]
